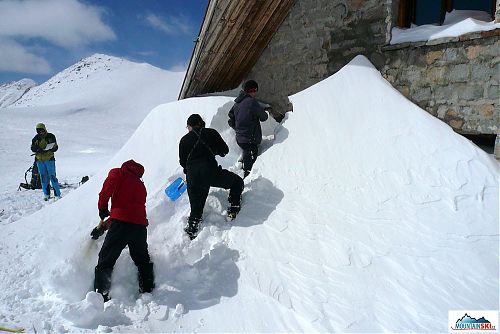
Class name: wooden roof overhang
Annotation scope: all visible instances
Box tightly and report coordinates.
[179,0,296,99]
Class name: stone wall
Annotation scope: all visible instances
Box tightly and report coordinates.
[246,0,390,119]
[246,0,499,155]
[496,1,500,22]
[381,30,500,136]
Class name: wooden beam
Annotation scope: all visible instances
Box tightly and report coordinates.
[225,0,296,89]
[187,0,244,96]
[445,0,453,12]
[186,0,297,96]
[410,0,416,25]
[179,0,217,99]
[196,1,257,93]
[211,0,283,91]
[398,0,408,27]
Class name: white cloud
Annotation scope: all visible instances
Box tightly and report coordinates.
[136,51,158,57]
[0,38,52,74]
[168,62,188,72]
[0,0,116,48]
[144,13,191,35]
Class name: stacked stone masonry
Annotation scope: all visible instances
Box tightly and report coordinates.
[246,0,499,156]
[381,29,500,136]
[247,0,390,118]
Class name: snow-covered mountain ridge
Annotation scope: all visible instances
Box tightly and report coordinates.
[12,53,174,107]
[0,78,37,108]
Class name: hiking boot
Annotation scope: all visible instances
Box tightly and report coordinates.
[102,293,110,303]
[94,267,112,302]
[227,205,240,220]
[184,218,202,240]
[55,195,61,201]
[95,289,110,302]
[43,194,49,201]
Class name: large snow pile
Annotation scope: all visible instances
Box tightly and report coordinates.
[0,56,497,333]
[391,9,500,44]
[0,78,36,108]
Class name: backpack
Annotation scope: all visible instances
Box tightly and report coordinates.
[18,159,50,193]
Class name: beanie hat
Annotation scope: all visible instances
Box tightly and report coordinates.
[186,114,205,128]
[243,80,258,93]
[36,123,46,131]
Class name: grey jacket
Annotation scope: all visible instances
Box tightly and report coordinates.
[228,90,268,144]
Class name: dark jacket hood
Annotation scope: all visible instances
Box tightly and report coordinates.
[234,90,250,103]
[121,159,144,178]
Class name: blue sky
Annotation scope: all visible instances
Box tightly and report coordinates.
[0,0,207,84]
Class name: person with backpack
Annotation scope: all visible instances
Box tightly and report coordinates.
[91,159,155,302]
[30,123,61,200]
[179,114,244,239]
[228,80,269,178]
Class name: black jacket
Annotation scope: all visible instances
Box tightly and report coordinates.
[179,127,229,169]
[228,91,268,144]
[31,133,58,161]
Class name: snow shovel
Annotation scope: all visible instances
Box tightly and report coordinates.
[165,177,187,201]
[83,236,99,263]
[83,219,109,262]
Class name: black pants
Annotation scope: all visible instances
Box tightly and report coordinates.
[94,220,154,295]
[186,162,244,220]
[238,142,258,174]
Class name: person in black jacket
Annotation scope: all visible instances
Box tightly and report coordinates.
[179,114,244,239]
[228,80,268,178]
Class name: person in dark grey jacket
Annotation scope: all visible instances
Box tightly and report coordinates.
[228,80,268,178]
[179,114,244,239]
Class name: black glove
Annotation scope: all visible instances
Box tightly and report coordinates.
[90,225,105,240]
[99,208,110,220]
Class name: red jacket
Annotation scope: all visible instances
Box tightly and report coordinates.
[98,160,148,226]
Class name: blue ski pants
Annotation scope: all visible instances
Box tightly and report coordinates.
[36,160,61,196]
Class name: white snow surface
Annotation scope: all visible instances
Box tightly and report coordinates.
[0,78,37,108]
[0,55,498,333]
[0,53,185,224]
[391,10,500,44]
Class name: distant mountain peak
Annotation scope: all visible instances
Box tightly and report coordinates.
[62,53,127,77]
[2,53,182,109]
[10,53,136,107]
[0,78,37,108]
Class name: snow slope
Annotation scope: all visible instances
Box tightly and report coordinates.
[12,54,178,109]
[0,54,184,224]
[0,56,497,333]
[0,78,36,108]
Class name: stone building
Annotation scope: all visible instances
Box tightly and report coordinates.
[180,0,500,156]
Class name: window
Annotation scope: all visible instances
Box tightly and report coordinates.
[397,0,497,28]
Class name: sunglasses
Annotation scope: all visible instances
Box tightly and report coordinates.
[36,129,46,133]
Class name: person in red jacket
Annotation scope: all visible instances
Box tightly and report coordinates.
[91,159,154,302]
